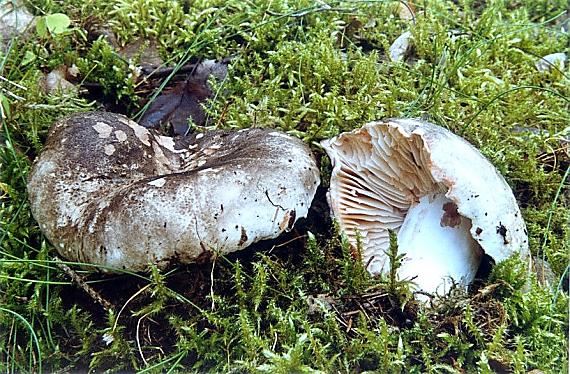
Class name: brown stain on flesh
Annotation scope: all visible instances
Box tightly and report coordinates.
[238,226,248,246]
[279,210,297,232]
[440,201,461,228]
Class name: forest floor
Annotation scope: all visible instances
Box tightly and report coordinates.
[0,0,568,372]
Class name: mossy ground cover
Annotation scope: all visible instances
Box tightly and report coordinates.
[0,0,568,372]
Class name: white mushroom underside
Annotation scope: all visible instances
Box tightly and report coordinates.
[325,124,484,293]
[397,194,483,294]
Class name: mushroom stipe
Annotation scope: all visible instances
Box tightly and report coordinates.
[28,112,320,272]
[322,119,531,296]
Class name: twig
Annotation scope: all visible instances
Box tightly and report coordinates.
[342,309,362,317]
[355,299,371,320]
[361,290,389,299]
[331,303,361,337]
[53,257,114,312]
[268,235,306,254]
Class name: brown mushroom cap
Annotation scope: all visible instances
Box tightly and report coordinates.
[321,119,530,293]
[28,112,320,271]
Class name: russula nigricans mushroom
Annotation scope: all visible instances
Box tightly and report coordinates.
[28,111,320,271]
[321,119,530,295]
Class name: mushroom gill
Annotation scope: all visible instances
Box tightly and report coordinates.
[322,119,529,295]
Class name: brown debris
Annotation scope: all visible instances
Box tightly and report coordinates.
[139,59,229,135]
[338,285,419,330]
[118,37,164,69]
[440,201,462,228]
[40,65,79,93]
[54,256,114,312]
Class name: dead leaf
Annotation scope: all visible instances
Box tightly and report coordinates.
[83,15,119,48]
[118,37,163,69]
[40,65,79,93]
[396,1,416,22]
[488,358,512,374]
[139,59,228,135]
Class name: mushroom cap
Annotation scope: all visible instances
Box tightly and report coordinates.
[28,112,320,271]
[321,118,529,279]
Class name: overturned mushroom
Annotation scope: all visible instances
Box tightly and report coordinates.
[28,112,320,271]
[321,119,530,295]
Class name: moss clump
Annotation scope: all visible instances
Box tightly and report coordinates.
[1,0,568,372]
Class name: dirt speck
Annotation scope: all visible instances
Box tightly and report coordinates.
[496,222,509,245]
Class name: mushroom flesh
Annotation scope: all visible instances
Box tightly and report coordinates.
[28,112,320,271]
[321,119,529,295]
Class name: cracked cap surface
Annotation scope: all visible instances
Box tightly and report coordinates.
[28,111,320,271]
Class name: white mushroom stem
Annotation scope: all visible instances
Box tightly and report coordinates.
[397,194,483,294]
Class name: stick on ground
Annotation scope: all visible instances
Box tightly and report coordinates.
[54,257,114,312]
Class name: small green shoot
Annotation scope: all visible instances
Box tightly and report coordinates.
[36,13,72,38]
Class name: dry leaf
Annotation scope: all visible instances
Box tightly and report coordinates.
[40,65,78,93]
[397,1,416,21]
[139,59,228,135]
[83,15,119,48]
[118,37,163,68]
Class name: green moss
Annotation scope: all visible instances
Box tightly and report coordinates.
[1,0,568,372]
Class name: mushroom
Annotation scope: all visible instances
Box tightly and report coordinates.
[321,119,530,295]
[28,111,320,271]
